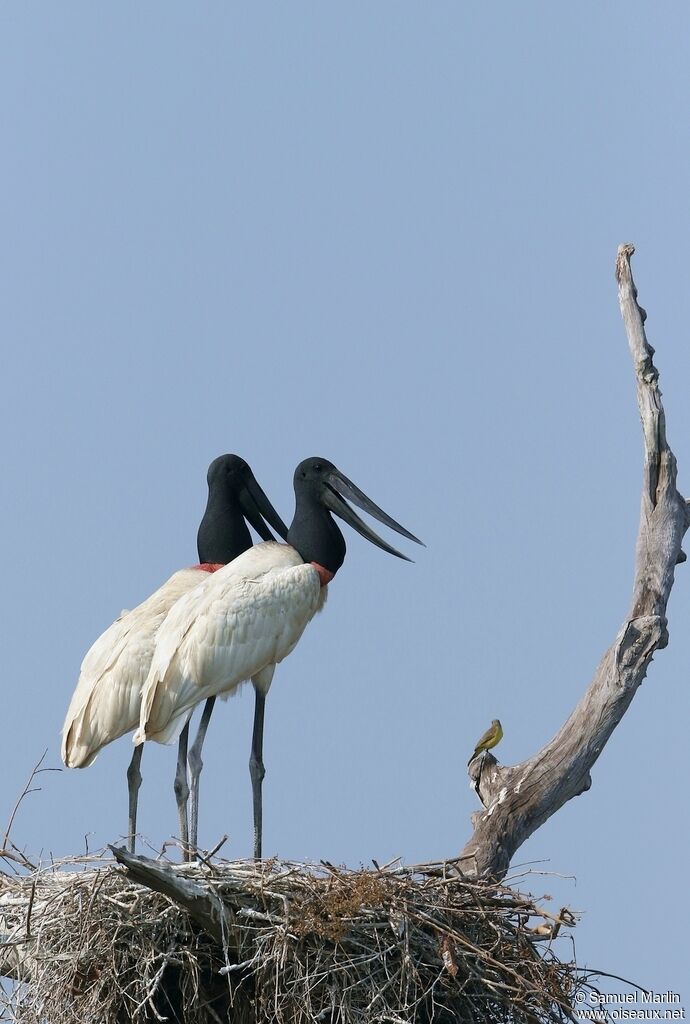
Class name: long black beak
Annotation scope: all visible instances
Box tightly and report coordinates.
[240,475,289,542]
[323,468,424,560]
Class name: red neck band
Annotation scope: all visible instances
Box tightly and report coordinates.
[310,562,335,587]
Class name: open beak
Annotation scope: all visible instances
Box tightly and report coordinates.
[322,467,424,560]
[240,475,289,542]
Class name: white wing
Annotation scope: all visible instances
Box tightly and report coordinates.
[62,567,213,768]
[137,543,324,745]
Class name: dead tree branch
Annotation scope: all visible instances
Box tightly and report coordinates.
[2,752,59,861]
[457,244,690,880]
[109,845,233,946]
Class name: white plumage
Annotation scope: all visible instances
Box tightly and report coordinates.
[62,566,218,768]
[136,542,328,747]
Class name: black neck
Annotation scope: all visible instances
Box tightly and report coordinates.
[287,493,346,574]
[197,491,252,564]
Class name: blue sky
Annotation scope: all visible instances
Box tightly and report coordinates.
[2,1,689,1007]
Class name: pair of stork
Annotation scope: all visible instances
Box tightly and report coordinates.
[61,456,422,860]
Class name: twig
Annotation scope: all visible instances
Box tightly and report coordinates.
[0,848,35,872]
[2,751,60,851]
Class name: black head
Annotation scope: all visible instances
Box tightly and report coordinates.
[293,457,338,494]
[206,454,250,488]
[286,456,424,574]
[197,454,288,563]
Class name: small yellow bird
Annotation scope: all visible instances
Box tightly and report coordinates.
[467,719,503,765]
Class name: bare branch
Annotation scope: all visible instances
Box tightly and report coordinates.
[108,845,233,946]
[0,846,36,872]
[2,751,60,854]
[458,244,688,880]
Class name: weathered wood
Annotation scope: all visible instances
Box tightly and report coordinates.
[108,845,233,946]
[457,244,690,880]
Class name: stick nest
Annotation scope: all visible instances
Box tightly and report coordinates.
[1,852,585,1024]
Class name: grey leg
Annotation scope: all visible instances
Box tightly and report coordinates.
[249,690,266,860]
[174,723,190,860]
[188,696,216,856]
[126,744,144,854]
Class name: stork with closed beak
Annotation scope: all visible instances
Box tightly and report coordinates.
[136,457,423,859]
[62,455,287,854]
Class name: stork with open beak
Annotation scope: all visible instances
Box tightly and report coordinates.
[61,455,287,854]
[136,457,423,859]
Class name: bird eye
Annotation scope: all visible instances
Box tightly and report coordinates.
[313,462,322,472]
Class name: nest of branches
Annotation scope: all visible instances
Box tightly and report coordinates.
[0,851,584,1024]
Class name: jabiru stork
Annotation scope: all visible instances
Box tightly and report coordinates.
[135,457,423,859]
[61,455,287,854]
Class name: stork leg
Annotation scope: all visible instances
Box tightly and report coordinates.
[249,690,266,860]
[126,744,144,854]
[188,696,216,857]
[174,723,190,861]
